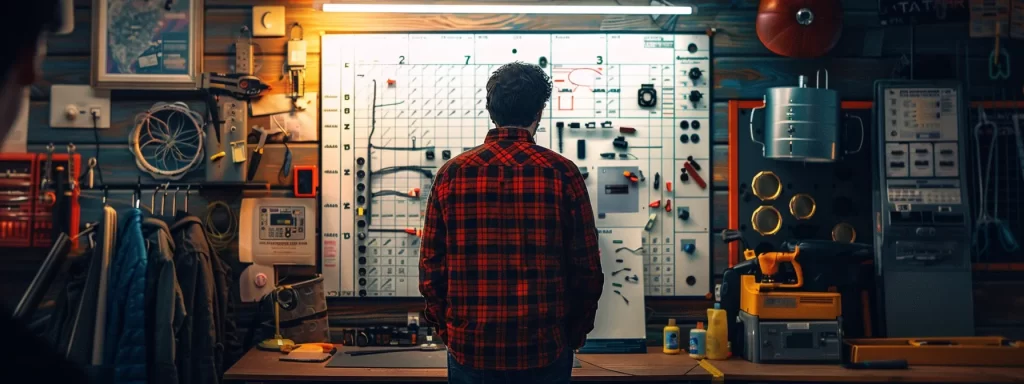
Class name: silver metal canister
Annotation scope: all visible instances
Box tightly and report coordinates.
[751,70,861,162]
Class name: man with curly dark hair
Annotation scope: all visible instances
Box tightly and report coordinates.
[420,61,604,384]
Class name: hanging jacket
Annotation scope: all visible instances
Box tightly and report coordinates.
[211,237,243,371]
[142,216,185,384]
[170,215,221,384]
[105,209,148,384]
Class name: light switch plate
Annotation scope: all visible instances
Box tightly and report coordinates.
[49,85,111,129]
[252,6,286,37]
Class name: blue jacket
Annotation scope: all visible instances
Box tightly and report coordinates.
[105,209,148,384]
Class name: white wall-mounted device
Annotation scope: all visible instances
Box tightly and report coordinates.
[49,85,111,129]
[239,197,317,266]
[252,6,287,37]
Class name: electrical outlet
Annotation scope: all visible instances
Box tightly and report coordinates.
[49,85,111,129]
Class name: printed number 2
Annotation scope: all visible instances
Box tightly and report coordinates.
[597,55,604,65]
[399,56,406,65]
[465,55,471,65]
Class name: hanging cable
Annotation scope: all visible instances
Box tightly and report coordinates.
[129,102,205,180]
[205,201,237,250]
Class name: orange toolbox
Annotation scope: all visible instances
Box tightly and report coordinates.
[0,152,80,248]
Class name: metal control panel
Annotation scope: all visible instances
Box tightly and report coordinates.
[872,81,974,337]
[259,206,307,241]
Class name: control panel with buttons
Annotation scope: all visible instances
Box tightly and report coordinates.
[259,206,308,241]
[321,33,712,300]
[239,197,317,267]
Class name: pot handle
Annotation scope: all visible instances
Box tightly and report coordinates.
[844,113,865,155]
[750,95,767,152]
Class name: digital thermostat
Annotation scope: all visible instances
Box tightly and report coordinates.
[239,197,316,266]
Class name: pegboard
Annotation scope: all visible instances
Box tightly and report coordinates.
[728,101,874,265]
[320,33,714,299]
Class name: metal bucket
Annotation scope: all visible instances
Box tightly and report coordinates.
[751,70,863,162]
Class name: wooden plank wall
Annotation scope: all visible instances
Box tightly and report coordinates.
[7,0,1021,341]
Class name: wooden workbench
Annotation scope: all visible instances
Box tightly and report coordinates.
[701,358,1024,383]
[225,346,712,383]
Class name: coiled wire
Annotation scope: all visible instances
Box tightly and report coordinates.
[205,201,237,250]
[129,102,205,180]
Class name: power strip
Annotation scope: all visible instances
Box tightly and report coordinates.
[236,32,254,75]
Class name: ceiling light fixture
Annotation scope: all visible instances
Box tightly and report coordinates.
[317,3,695,15]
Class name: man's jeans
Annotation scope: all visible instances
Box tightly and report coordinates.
[447,350,573,384]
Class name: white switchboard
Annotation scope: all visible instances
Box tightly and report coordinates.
[321,33,713,298]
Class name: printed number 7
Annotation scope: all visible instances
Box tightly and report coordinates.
[465,55,471,65]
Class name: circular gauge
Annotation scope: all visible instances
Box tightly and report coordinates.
[789,193,817,220]
[751,206,783,236]
[751,171,782,201]
[832,223,857,243]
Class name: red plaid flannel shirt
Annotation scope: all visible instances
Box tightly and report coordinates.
[419,127,604,370]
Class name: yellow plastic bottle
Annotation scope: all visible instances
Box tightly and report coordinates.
[663,318,681,354]
[706,303,729,360]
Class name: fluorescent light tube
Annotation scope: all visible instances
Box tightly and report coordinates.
[320,3,694,15]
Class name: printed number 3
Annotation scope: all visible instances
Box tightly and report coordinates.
[399,55,406,65]
[597,56,604,65]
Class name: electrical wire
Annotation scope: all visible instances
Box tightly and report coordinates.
[972,107,1019,256]
[374,166,433,178]
[91,112,106,186]
[614,246,644,255]
[371,190,420,199]
[366,79,378,225]
[271,114,294,184]
[205,201,237,250]
[129,102,205,180]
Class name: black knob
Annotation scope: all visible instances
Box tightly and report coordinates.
[358,256,367,265]
[426,150,435,160]
[357,196,366,204]
[359,268,366,276]
[688,67,703,80]
[689,90,703,103]
[691,134,700,143]
[680,134,689,144]
[357,232,367,240]
[358,245,367,253]
[688,43,698,53]
[691,120,701,129]
[357,220,366,228]
[359,278,367,286]
[357,183,365,192]
[357,157,366,166]
[357,170,366,179]
[679,120,689,129]
[359,290,367,297]
[679,209,690,220]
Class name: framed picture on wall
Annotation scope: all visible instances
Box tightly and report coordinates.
[91,0,204,90]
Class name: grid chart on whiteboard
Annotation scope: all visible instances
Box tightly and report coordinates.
[321,33,713,298]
